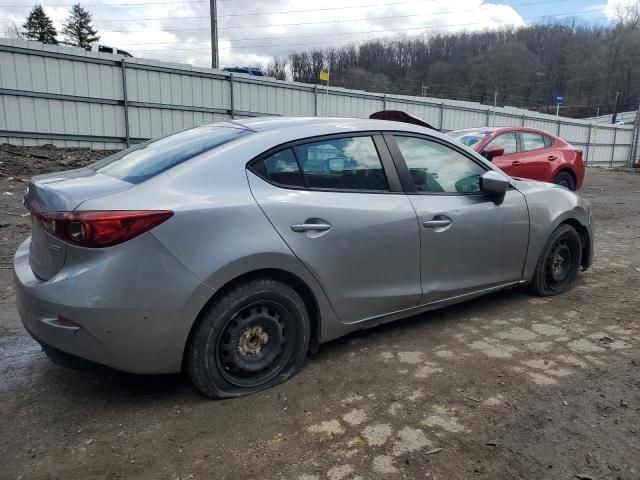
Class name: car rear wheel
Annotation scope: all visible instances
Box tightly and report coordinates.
[529,224,582,296]
[187,278,310,398]
[552,171,576,191]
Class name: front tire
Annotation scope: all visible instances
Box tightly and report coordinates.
[529,224,582,296]
[187,278,310,398]
[552,171,576,191]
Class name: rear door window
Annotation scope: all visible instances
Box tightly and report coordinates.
[295,136,389,191]
[522,132,547,151]
[91,125,249,184]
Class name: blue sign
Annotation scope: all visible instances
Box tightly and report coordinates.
[555,96,564,104]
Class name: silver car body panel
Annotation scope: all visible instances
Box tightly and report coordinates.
[14,117,593,373]
[407,189,530,304]
[14,233,213,373]
[248,172,422,323]
[513,179,592,280]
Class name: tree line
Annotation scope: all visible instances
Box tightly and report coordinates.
[4,3,99,50]
[267,4,640,118]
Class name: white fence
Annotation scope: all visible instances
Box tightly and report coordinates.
[0,39,638,166]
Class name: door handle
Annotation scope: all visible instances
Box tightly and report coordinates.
[291,223,331,232]
[423,219,452,228]
[548,155,557,161]
[512,160,521,167]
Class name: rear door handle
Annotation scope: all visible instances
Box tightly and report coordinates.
[512,160,521,167]
[423,219,452,228]
[291,223,331,232]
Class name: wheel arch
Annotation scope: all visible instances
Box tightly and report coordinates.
[181,267,322,371]
[558,217,592,270]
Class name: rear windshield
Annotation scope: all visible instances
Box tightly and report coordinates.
[447,130,492,148]
[90,125,249,184]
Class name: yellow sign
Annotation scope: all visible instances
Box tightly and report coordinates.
[319,70,329,81]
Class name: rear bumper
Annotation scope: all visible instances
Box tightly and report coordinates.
[14,234,214,374]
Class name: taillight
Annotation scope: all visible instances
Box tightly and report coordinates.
[35,210,173,248]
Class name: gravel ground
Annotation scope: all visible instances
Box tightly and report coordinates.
[0,146,639,480]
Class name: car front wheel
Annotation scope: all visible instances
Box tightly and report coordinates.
[529,224,582,296]
[187,278,310,398]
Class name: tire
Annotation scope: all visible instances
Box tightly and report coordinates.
[529,224,582,296]
[187,278,310,398]
[552,170,575,191]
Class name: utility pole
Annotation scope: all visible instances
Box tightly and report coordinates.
[535,72,545,108]
[611,89,622,124]
[494,90,497,107]
[210,0,219,69]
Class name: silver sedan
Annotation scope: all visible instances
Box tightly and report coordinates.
[14,117,593,398]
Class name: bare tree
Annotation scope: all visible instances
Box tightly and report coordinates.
[269,19,640,117]
[614,0,640,29]
[267,58,288,80]
[2,21,24,39]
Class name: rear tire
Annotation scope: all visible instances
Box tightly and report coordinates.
[187,278,310,398]
[552,171,576,191]
[529,224,582,296]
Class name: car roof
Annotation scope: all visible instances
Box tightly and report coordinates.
[451,126,559,137]
[231,116,437,134]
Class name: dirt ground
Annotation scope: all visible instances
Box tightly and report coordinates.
[0,145,638,480]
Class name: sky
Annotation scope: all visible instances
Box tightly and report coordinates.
[0,0,631,69]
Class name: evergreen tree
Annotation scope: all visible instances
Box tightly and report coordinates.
[62,3,99,49]
[22,4,58,44]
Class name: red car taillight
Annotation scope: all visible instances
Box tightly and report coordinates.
[35,210,173,248]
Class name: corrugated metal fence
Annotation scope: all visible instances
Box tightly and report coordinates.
[1,39,638,167]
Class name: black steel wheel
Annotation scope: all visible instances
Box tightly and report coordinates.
[187,278,310,398]
[216,300,296,388]
[529,224,582,296]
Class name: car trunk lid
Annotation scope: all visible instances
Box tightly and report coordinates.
[24,168,133,280]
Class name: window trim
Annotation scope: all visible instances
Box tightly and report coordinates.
[383,132,492,196]
[247,131,404,194]
[519,131,549,153]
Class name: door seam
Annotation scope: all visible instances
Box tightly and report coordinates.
[244,170,342,322]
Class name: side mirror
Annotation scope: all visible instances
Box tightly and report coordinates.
[480,170,510,194]
[482,147,505,161]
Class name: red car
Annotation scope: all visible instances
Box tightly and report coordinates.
[448,127,585,190]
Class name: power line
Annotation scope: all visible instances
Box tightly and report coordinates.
[0,0,569,23]
[88,2,599,35]
[2,0,233,7]
[104,0,455,20]
[122,7,604,48]
[126,9,607,51]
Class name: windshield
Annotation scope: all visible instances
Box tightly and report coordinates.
[447,130,493,148]
[91,125,249,184]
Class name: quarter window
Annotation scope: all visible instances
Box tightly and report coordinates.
[395,136,486,194]
[485,132,517,155]
[252,149,305,187]
[522,132,546,151]
[295,137,389,191]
